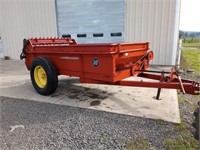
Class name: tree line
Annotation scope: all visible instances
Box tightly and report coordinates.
[179,30,200,38]
[179,30,200,43]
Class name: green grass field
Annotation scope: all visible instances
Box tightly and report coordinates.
[181,49,200,75]
[182,43,200,47]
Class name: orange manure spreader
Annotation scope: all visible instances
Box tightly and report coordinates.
[20,37,199,98]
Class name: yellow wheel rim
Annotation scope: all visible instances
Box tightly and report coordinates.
[34,66,47,88]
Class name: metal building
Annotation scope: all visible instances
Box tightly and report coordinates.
[125,0,181,65]
[0,0,180,65]
[0,0,57,59]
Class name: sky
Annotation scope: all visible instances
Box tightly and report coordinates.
[180,0,200,32]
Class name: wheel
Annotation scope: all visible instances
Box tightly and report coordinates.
[30,57,58,95]
[193,102,199,140]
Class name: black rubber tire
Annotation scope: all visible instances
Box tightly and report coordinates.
[193,102,199,141]
[30,57,58,95]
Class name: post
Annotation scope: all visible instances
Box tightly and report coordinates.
[156,88,161,100]
[176,38,182,69]
[154,71,165,100]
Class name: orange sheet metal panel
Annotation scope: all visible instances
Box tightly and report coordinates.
[24,38,151,83]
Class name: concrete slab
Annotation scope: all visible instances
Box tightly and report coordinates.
[0,60,180,123]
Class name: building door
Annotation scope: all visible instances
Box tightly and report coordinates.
[56,0,125,43]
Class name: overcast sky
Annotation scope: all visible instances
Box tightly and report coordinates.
[180,0,200,32]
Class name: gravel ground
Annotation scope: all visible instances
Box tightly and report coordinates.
[0,96,179,150]
[178,73,200,141]
[0,73,199,150]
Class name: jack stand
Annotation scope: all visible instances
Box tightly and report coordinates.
[154,88,162,100]
[153,71,165,100]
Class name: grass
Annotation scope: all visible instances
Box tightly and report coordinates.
[180,49,200,75]
[163,95,199,149]
[166,94,199,149]
[124,138,152,150]
[156,119,167,125]
[165,134,199,150]
[179,95,200,110]
[182,43,200,47]
[178,96,194,107]
[174,116,188,131]
[123,94,199,149]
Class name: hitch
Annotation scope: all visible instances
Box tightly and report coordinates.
[115,67,200,98]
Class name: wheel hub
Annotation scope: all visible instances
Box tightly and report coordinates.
[34,66,47,88]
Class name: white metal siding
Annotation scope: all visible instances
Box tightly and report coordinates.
[0,0,57,59]
[125,0,180,65]
[0,39,3,58]
[56,0,125,43]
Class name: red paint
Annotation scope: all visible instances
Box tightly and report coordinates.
[23,37,200,95]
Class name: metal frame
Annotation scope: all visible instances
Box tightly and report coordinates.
[21,37,200,97]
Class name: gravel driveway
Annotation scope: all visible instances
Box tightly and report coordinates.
[0,96,179,150]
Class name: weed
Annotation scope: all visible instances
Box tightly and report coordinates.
[165,134,198,149]
[178,96,193,106]
[156,119,167,125]
[174,117,188,131]
[124,138,153,150]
